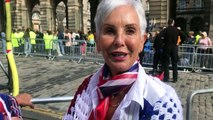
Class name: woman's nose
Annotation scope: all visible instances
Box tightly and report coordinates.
[114,33,125,47]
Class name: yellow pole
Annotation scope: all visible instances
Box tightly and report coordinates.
[5,0,19,96]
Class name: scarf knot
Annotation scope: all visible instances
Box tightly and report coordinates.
[94,62,139,120]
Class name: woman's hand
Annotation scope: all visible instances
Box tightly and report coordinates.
[15,93,34,108]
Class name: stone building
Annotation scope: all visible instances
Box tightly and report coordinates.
[0,0,213,38]
[0,0,93,33]
[148,0,213,38]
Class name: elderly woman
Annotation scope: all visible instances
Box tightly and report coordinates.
[63,0,182,119]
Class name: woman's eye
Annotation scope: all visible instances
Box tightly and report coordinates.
[104,28,115,35]
[126,28,136,35]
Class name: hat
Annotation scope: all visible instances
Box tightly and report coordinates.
[201,31,207,37]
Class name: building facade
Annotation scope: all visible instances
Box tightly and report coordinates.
[0,0,92,33]
[0,0,213,38]
[148,0,213,38]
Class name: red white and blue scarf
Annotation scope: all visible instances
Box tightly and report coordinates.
[0,94,22,120]
[94,63,138,120]
[64,62,139,120]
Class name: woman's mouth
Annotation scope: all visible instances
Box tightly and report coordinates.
[111,52,128,61]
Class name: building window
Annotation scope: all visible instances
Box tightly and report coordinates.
[179,0,186,9]
[194,0,202,7]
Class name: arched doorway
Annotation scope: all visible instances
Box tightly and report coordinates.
[56,1,66,32]
[32,4,41,31]
[190,17,204,33]
[89,0,99,33]
[169,0,177,19]
[175,17,186,31]
[0,1,5,32]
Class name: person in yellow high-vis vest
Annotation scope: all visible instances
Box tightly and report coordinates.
[18,28,25,54]
[11,29,20,54]
[43,30,53,59]
[29,30,36,54]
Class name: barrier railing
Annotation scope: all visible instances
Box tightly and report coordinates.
[194,46,213,71]
[31,96,73,104]
[186,89,213,120]
[178,45,195,69]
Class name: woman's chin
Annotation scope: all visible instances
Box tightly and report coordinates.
[108,62,131,75]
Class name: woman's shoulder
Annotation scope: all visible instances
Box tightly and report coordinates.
[145,75,170,92]
[68,75,93,107]
[76,75,93,93]
[143,76,183,119]
[143,75,181,104]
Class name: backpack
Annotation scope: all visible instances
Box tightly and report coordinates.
[144,40,152,52]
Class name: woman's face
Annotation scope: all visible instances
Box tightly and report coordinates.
[96,5,146,76]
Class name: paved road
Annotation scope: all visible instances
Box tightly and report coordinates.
[0,55,213,120]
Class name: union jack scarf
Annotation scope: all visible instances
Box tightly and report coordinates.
[0,94,22,120]
[94,63,138,120]
[63,62,139,120]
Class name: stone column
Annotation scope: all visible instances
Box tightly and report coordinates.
[40,0,54,31]
[82,0,90,33]
[149,0,167,28]
[89,0,99,33]
[67,0,83,32]
[209,0,213,39]
[56,5,66,32]
[20,7,31,29]
[11,0,25,29]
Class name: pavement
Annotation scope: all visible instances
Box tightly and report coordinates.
[0,55,213,120]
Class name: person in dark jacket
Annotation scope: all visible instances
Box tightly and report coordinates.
[152,30,164,75]
[160,18,186,82]
[58,30,65,55]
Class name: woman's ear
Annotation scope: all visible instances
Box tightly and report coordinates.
[142,34,147,44]
[95,38,101,52]
[140,34,147,52]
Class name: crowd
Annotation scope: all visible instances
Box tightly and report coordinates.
[0,27,95,59]
[144,19,213,82]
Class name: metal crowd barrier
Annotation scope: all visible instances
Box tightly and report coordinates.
[178,45,195,69]
[31,96,73,104]
[186,89,213,120]
[194,46,213,71]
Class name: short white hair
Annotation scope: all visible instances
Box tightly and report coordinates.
[94,0,147,39]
